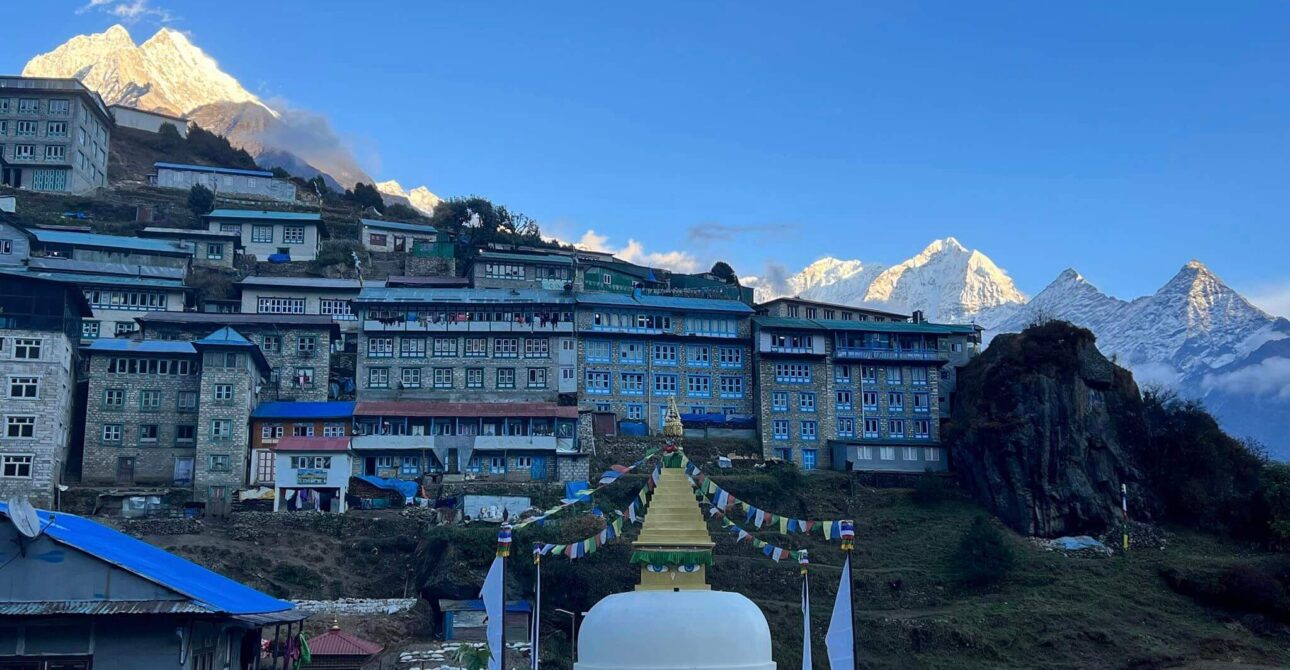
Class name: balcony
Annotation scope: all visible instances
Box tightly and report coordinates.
[363,319,573,334]
[834,347,948,362]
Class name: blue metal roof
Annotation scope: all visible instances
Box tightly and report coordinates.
[9,268,188,290]
[252,401,356,420]
[476,250,574,265]
[86,339,197,354]
[356,287,574,304]
[359,218,439,235]
[574,292,754,314]
[196,326,253,346]
[0,502,294,617]
[206,209,321,222]
[28,229,193,256]
[155,162,275,178]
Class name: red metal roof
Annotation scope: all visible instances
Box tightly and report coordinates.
[355,401,579,419]
[273,436,350,452]
[307,626,383,656]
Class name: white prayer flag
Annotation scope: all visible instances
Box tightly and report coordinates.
[825,554,855,669]
[802,572,812,670]
[480,555,504,670]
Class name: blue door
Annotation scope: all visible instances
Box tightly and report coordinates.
[530,456,547,480]
[802,449,818,471]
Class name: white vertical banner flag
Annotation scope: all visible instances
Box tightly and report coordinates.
[801,571,812,670]
[480,555,504,670]
[825,555,854,669]
[532,548,541,670]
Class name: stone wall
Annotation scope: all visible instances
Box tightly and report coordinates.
[194,351,258,502]
[404,255,455,277]
[0,329,77,507]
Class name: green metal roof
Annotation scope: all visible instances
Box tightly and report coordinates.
[754,316,975,334]
[476,250,574,265]
[359,218,440,235]
[206,209,321,222]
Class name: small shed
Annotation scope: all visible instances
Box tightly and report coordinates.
[461,494,532,522]
[439,599,531,642]
[305,624,383,669]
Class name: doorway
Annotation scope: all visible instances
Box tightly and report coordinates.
[116,457,135,485]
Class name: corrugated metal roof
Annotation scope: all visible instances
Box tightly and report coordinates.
[308,627,384,656]
[0,502,295,617]
[137,312,339,329]
[751,316,827,330]
[29,228,193,255]
[355,287,573,304]
[359,218,439,235]
[196,326,253,346]
[154,162,275,178]
[85,339,197,354]
[252,401,355,420]
[439,599,531,613]
[206,209,321,222]
[349,435,433,451]
[574,292,754,314]
[0,600,213,616]
[274,436,350,452]
[0,269,93,316]
[26,257,188,280]
[140,226,241,240]
[9,268,188,290]
[754,316,975,334]
[476,250,573,265]
[237,276,366,290]
[757,296,910,319]
[355,401,579,419]
[385,275,471,287]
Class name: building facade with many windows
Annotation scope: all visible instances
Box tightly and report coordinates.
[0,271,89,507]
[235,276,365,345]
[574,293,755,433]
[0,76,112,193]
[204,209,324,262]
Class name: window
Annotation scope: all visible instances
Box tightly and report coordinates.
[719,376,744,398]
[45,145,66,160]
[251,225,275,243]
[862,366,877,384]
[5,416,35,438]
[805,307,817,319]
[837,417,855,437]
[397,337,427,358]
[12,144,34,160]
[684,316,738,337]
[209,454,231,472]
[139,390,161,411]
[369,232,388,246]
[102,388,125,409]
[14,338,41,360]
[426,337,455,357]
[49,98,70,115]
[176,425,196,444]
[913,393,930,413]
[772,419,789,440]
[880,446,896,461]
[496,368,516,389]
[799,393,816,413]
[400,456,420,475]
[285,225,307,245]
[862,391,879,409]
[295,336,317,356]
[483,262,525,279]
[433,368,454,388]
[368,337,394,358]
[178,391,198,411]
[686,375,711,397]
[293,424,315,437]
[652,343,677,365]
[466,368,484,388]
[835,365,852,383]
[139,424,159,444]
[836,389,853,410]
[15,121,37,136]
[585,370,611,394]
[903,447,918,461]
[213,384,233,402]
[220,223,242,234]
[210,420,233,440]
[202,242,224,260]
[465,338,488,357]
[320,299,354,319]
[888,391,904,411]
[18,99,38,114]
[888,419,906,438]
[771,391,788,411]
[786,305,800,317]
[775,447,793,461]
[1,455,32,479]
[115,322,138,336]
[79,321,100,341]
[102,424,122,442]
[770,333,814,351]
[914,419,931,439]
[527,368,548,388]
[524,339,549,358]
[774,363,810,383]
[261,424,284,440]
[489,456,507,475]
[323,423,346,437]
[802,448,818,470]
[863,418,881,438]
[8,377,38,399]
[495,338,519,358]
[585,340,611,362]
[885,366,903,384]
[619,342,644,363]
[258,297,305,314]
[401,367,422,388]
[625,404,644,420]
[952,342,964,353]
[620,372,644,395]
[925,447,942,461]
[911,367,929,385]
[687,345,711,366]
[368,367,390,388]
[653,374,678,396]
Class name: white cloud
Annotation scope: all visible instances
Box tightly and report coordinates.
[547,228,701,273]
[1246,284,1290,319]
[78,0,175,23]
[1203,357,1290,401]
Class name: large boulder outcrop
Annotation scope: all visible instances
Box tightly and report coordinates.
[948,321,1148,537]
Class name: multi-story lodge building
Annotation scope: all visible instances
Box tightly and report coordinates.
[0,76,112,194]
[204,209,324,262]
[758,296,909,322]
[349,286,581,482]
[0,271,89,507]
[12,260,189,341]
[574,293,756,433]
[81,328,270,503]
[249,401,354,488]
[752,306,979,472]
[27,227,194,270]
[469,250,575,290]
[150,162,298,203]
[235,276,365,346]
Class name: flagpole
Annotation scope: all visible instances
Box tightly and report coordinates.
[800,550,811,670]
[499,523,512,670]
[1121,483,1129,552]
[532,542,542,670]
[842,520,857,670]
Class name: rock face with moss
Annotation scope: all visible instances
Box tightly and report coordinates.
[948,321,1147,537]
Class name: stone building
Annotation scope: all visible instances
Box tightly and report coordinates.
[27,227,194,270]
[136,312,339,402]
[11,260,189,341]
[108,104,189,137]
[468,250,575,290]
[359,218,442,253]
[574,293,755,433]
[249,401,354,487]
[150,161,297,203]
[752,310,978,472]
[234,276,367,346]
[139,226,241,270]
[0,271,89,507]
[204,209,324,262]
[0,76,112,193]
[757,295,909,322]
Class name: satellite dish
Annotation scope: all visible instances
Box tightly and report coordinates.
[6,496,43,540]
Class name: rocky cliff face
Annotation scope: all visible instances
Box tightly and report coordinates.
[948,321,1149,537]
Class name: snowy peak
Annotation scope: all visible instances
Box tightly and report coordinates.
[861,237,1026,322]
[376,180,443,215]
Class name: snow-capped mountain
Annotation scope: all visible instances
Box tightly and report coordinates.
[376,181,443,216]
[23,25,439,199]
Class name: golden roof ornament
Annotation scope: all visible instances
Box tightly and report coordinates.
[662,396,684,438]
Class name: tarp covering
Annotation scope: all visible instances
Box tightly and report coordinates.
[618,422,649,436]
[680,413,756,429]
[355,476,419,502]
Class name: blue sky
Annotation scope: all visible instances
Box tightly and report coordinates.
[7,1,1290,314]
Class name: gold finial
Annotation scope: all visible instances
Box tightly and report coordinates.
[663,397,684,438]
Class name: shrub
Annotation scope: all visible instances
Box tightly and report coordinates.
[1163,564,1290,621]
[952,516,1015,586]
[912,471,950,506]
[187,184,214,217]
[1261,463,1290,550]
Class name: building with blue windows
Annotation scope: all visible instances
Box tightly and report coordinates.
[575,293,755,433]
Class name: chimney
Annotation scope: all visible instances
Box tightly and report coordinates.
[912,310,925,324]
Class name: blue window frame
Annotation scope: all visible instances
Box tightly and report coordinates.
[686,345,711,367]
[775,448,793,461]
[585,370,611,394]
[772,419,789,440]
[799,393,816,413]
[836,389,852,410]
[771,391,788,411]
[620,372,645,395]
[585,339,612,362]
[653,374,678,396]
[652,343,678,365]
[800,420,818,441]
[686,375,711,397]
[719,376,743,398]
[619,342,644,363]
[717,346,743,368]
[802,448,818,470]
[837,417,855,437]
[625,403,644,420]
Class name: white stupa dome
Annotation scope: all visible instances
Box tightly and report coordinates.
[575,589,775,670]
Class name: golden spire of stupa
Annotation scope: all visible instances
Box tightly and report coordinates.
[630,400,714,591]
